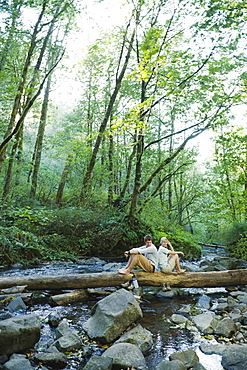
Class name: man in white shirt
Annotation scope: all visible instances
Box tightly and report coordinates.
[118,235,158,275]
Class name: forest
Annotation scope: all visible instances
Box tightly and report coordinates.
[0,0,247,265]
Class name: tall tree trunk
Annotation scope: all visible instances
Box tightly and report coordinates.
[128,79,146,223]
[0,0,47,172]
[55,154,73,206]
[113,130,137,208]
[108,128,114,205]
[0,2,21,72]
[168,117,175,218]
[29,75,52,199]
[2,125,23,202]
[80,29,136,200]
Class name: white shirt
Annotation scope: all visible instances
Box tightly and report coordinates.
[158,246,170,269]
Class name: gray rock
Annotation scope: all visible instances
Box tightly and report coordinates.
[222,344,247,370]
[115,323,153,352]
[34,352,68,368]
[230,291,245,298]
[197,295,211,310]
[2,356,33,370]
[55,319,72,339]
[6,297,27,312]
[170,314,188,325]
[0,314,41,355]
[199,342,225,355]
[102,343,147,369]
[102,262,122,271]
[155,359,186,370]
[177,305,192,315]
[235,332,244,341]
[169,349,199,368]
[83,289,143,344]
[213,256,237,270]
[229,313,243,323]
[0,355,8,364]
[227,296,239,310]
[199,266,214,272]
[215,317,237,338]
[48,312,61,327]
[214,264,227,271]
[157,288,182,298]
[183,263,199,272]
[53,332,82,352]
[214,302,229,313]
[192,312,217,334]
[243,312,247,325]
[193,362,207,370]
[84,257,102,265]
[82,356,112,370]
[238,293,247,305]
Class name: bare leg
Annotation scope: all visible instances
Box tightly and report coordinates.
[118,255,139,275]
[173,254,186,273]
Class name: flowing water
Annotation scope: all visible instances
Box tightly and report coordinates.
[0,246,228,369]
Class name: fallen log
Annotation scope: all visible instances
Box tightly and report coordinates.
[50,289,88,306]
[0,269,246,290]
[198,242,226,249]
[0,292,33,305]
[0,285,28,294]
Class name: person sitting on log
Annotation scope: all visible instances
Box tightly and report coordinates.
[158,237,186,273]
[158,236,186,291]
[118,234,158,275]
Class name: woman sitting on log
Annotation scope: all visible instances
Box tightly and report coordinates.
[158,236,186,291]
[118,234,158,275]
[158,237,186,274]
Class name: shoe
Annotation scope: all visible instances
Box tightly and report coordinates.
[161,283,167,292]
[121,281,131,288]
[127,282,134,290]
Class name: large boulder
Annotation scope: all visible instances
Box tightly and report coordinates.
[2,354,33,370]
[214,317,237,338]
[221,344,247,370]
[115,324,153,352]
[52,318,82,352]
[0,314,41,355]
[169,349,199,368]
[155,359,186,370]
[33,351,68,369]
[83,289,143,344]
[53,332,82,352]
[199,342,225,355]
[82,356,112,370]
[191,312,217,334]
[102,343,147,369]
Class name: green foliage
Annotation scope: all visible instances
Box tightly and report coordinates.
[225,222,247,260]
[155,228,201,260]
[0,205,56,234]
[0,226,77,265]
[229,236,247,260]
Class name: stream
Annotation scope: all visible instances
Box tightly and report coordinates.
[0,245,229,369]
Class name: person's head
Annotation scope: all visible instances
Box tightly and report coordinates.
[160,236,168,245]
[144,234,153,246]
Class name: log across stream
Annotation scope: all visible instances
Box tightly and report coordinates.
[0,269,247,290]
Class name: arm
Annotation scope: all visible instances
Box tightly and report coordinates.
[135,245,157,254]
[167,240,174,251]
[168,250,184,257]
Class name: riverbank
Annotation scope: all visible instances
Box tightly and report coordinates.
[0,252,247,369]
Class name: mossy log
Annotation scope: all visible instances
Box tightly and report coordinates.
[0,269,247,291]
[50,289,88,306]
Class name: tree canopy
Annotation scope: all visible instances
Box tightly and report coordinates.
[0,0,246,262]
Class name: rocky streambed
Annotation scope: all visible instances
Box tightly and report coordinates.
[0,248,247,369]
